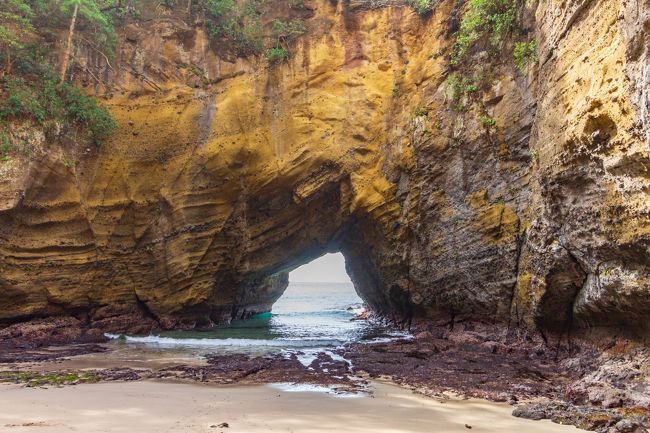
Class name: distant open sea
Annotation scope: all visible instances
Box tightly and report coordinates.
[106,282,407,358]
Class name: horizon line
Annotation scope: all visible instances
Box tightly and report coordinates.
[289,281,353,284]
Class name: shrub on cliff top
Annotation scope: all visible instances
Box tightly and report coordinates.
[202,0,265,55]
[200,0,309,59]
[0,77,46,121]
[0,66,116,146]
[61,84,116,144]
[1,0,120,148]
[0,0,36,75]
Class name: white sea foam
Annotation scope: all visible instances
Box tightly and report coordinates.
[294,351,319,367]
[104,333,343,348]
[361,331,413,344]
[270,383,336,393]
[324,350,348,364]
[103,282,411,356]
[269,383,366,398]
[347,306,366,316]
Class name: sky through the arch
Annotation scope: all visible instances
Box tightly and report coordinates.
[289,252,351,283]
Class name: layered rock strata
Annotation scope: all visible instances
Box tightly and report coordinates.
[0,0,648,340]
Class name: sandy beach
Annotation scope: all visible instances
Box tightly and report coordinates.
[0,380,585,433]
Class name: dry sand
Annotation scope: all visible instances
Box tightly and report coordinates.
[0,380,585,433]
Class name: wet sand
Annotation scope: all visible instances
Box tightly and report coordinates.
[0,380,585,433]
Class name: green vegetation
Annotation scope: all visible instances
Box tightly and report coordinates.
[62,83,116,144]
[270,18,306,42]
[198,0,308,60]
[439,0,538,133]
[444,73,483,103]
[0,130,11,162]
[530,149,539,164]
[0,131,10,152]
[513,39,537,69]
[265,18,305,64]
[200,0,264,56]
[452,0,518,65]
[0,0,315,154]
[0,77,45,121]
[407,0,436,15]
[0,371,98,387]
[444,73,462,101]
[414,107,428,117]
[58,0,117,82]
[478,114,496,127]
[0,0,118,149]
[266,46,290,63]
[450,0,538,72]
[0,67,116,145]
[0,0,36,75]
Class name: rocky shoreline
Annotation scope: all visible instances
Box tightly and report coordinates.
[347,323,650,433]
[1,322,648,433]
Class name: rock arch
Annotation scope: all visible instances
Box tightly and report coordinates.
[1,0,649,342]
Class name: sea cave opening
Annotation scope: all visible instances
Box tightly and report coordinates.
[268,252,369,347]
[276,252,360,317]
[104,247,406,361]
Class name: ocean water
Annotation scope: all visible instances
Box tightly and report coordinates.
[106,282,407,359]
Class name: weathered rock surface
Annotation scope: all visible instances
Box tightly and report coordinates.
[0,0,648,341]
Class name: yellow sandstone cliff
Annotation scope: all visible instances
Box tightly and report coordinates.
[0,0,648,341]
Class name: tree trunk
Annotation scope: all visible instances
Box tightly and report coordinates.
[59,2,79,85]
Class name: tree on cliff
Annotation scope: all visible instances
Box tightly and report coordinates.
[0,0,36,76]
[58,0,115,84]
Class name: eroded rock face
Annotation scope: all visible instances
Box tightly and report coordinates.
[0,0,648,339]
[514,0,650,335]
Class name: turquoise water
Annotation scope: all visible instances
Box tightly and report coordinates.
[107,282,406,357]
